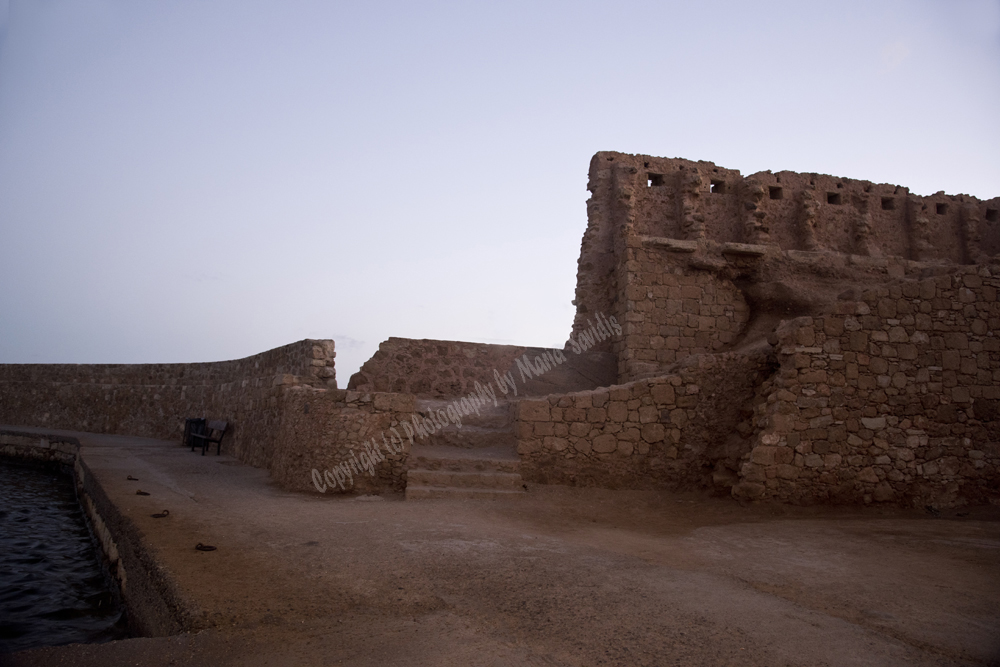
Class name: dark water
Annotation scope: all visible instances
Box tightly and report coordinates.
[0,459,127,654]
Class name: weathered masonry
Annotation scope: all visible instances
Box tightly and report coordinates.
[3,152,998,507]
[519,152,1000,506]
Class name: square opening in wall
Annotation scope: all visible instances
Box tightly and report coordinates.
[827,192,842,205]
[936,203,948,215]
[768,186,783,200]
[710,179,726,194]
[985,209,998,222]
[881,197,895,211]
[647,173,664,187]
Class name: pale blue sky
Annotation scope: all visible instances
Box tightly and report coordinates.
[1,1,998,382]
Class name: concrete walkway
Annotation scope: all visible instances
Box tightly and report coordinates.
[4,428,1000,666]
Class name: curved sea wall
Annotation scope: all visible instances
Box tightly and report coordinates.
[0,340,335,469]
[0,430,197,637]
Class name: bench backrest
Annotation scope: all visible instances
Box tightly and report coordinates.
[206,420,228,433]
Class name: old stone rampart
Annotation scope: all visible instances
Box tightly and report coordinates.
[0,340,336,468]
[735,266,1000,506]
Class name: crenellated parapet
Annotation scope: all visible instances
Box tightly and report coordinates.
[569,152,1000,383]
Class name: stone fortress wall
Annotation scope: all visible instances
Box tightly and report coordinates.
[737,269,1000,506]
[573,152,1000,383]
[533,152,1000,505]
[2,151,998,506]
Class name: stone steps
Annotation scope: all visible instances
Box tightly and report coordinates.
[413,398,514,449]
[415,397,512,429]
[404,485,526,500]
[419,426,517,450]
[404,402,525,499]
[407,469,523,488]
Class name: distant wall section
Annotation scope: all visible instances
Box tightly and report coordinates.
[0,340,336,468]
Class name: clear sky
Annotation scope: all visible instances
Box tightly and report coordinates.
[1,1,998,383]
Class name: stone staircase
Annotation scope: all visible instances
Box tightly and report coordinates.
[404,398,525,500]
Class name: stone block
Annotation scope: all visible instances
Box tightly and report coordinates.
[944,333,969,350]
[888,327,909,343]
[751,446,777,465]
[858,467,880,483]
[593,434,618,453]
[776,464,799,480]
[638,406,659,423]
[519,401,551,422]
[607,402,628,422]
[651,384,676,404]
[517,439,540,455]
[543,436,569,452]
[534,422,554,436]
[861,417,886,430]
[877,299,897,318]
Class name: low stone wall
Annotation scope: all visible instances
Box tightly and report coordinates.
[0,339,336,469]
[0,339,421,497]
[270,388,415,494]
[350,337,619,398]
[348,337,527,396]
[0,429,79,465]
[736,266,1000,506]
[514,352,774,489]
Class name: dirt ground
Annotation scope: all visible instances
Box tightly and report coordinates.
[3,431,1000,667]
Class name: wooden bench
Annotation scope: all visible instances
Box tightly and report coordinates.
[188,419,228,456]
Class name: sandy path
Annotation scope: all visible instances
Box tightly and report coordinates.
[4,430,999,666]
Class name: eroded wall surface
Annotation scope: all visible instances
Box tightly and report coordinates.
[736,268,1000,506]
